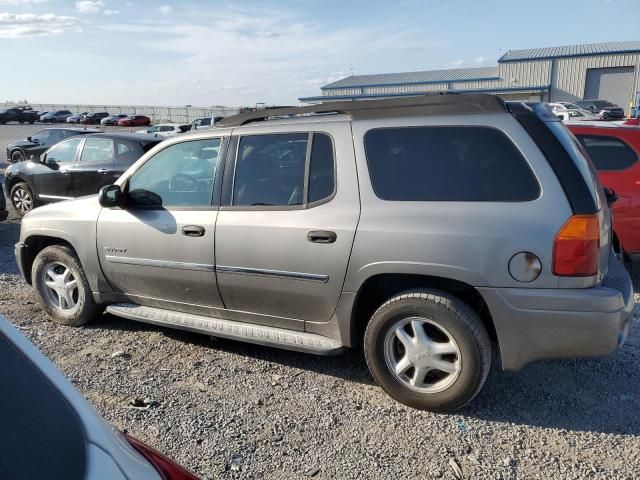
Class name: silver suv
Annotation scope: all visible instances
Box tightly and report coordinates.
[15,94,633,412]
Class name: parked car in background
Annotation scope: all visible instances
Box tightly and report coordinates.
[66,112,88,124]
[576,100,625,120]
[40,110,73,123]
[136,124,191,137]
[81,112,109,125]
[0,314,198,480]
[4,133,162,216]
[13,95,633,412]
[568,122,640,261]
[102,114,129,126]
[190,116,223,130]
[6,128,100,163]
[118,115,151,127]
[549,102,599,121]
[0,107,38,125]
[0,184,7,222]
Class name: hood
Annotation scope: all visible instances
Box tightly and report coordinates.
[7,139,34,149]
[22,195,101,224]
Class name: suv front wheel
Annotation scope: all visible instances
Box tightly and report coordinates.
[32,245,97,326]
[364,289,491,412]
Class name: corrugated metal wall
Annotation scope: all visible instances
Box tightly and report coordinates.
[551,53,640,110]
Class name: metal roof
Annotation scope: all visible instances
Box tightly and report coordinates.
[499,40,640,62]
[322,66,500,90]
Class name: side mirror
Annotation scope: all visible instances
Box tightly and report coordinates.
[26,136,32,142]
[99,184,123,207]
[604,187,618,206]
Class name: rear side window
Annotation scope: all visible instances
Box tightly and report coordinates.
[233,133,308,206]
[576,135,637,171]
[364,126,540,202]
[308,133,335,203]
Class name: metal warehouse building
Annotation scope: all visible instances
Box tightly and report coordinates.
[300,41,640,114]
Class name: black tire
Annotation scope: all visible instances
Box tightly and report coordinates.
[28,119,34,124]
[32,245,97,327]
[10,150,25,163]
[364,289,491,412]
[9,181,37,216]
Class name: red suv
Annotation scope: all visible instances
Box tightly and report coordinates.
[568,123,640,261]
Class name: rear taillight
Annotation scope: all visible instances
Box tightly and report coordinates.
[553,214,599,276]
[125,434,199,480]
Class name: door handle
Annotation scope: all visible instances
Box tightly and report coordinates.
[182,225,205,237]
[307,230,337,244]
[97,168,110,174]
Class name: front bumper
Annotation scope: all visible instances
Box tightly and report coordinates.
[15,242,28,283]
[480,255,634,370]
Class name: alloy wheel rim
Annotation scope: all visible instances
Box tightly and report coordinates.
[41,261,80,312]
[12,151,24,162]
[383,317,461,393]
[13,188,32,213]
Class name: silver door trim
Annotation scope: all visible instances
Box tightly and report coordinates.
[105,255,215,272]
[38,194,74,200]
[216,265,329,283]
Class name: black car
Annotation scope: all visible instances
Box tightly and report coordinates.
[6,128,100,163]
[81,112,109,125]
[3,133,162,216]
[576,100,625,120]
[0,184,7,222]
[0,107,38,125]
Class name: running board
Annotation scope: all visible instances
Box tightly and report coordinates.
[105,303,343,356]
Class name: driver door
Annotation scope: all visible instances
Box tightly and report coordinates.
[96,136,226,315]
[34,137,82,201]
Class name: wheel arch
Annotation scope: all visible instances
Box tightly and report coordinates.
[349,273,498,352]
[20,235,78,285]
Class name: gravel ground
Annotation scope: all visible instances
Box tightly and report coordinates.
[1,125,640,479]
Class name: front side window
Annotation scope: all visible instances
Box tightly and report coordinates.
[365,126,540,202]
[80,138,114,163]
[147,126,159,133]
[46,138,82,164]
[128,138,221,207]
[31,130,50,143]
[233,133,308,206]
[576,135,638,171]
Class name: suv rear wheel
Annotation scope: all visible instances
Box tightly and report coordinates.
[32,245,97,326]
[364,289,491,412]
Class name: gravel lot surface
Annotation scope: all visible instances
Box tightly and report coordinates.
[1,125,640,479]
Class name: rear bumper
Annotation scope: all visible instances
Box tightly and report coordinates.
[479,255,634,370]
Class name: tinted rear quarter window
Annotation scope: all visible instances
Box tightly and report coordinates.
[576,135,638,171]
[308,133,335,203]
[364,126,540,202]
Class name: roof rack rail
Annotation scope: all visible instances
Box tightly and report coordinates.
[217,93,507,128]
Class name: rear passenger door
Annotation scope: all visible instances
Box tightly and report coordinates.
[69,137,116,197]
[214,124,360,329]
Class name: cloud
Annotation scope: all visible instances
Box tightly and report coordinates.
[158,5,172,15]
[0,11,81,38]
[75,0,103,14]
[98,8,431,105]
[475,56,485,63]
[103,9,118,15]
[0,0,48,4]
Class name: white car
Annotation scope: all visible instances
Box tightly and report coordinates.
[135,124,191,137]
[548,102,599,121]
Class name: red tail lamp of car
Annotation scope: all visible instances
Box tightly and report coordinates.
[124,434,200,480]
[553,214,600,277]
